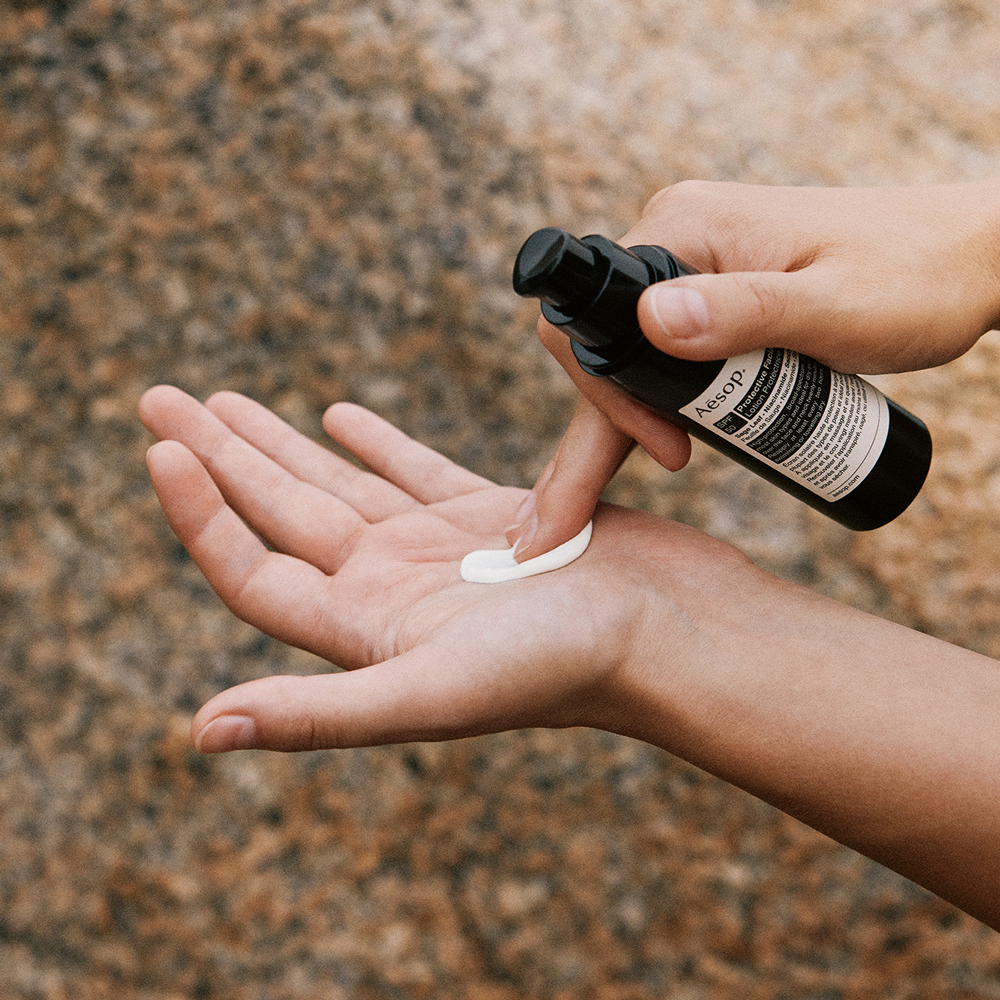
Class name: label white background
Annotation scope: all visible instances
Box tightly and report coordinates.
[679,349,890,502]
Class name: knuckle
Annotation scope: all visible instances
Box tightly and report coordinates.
[642,178,722,220]
[739,274,789,332]
[641,185,674,217]
[204,389,239,409]
[270,676,329,751]
[672,178,715,201]
[304,712,322,752]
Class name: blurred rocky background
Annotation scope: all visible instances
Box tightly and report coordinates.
[3,0,1000,997]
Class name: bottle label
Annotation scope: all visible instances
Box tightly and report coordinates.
[678,348,890,502]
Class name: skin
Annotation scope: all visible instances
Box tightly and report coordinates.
[140,181,1000,929]
[509,179,1000,559]
[141,383,1000,930]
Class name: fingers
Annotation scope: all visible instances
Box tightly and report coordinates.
[637,268,853,368]
[204,391,420,522]
[624,179,998,375]
[537,319,693,472]
[146,440,350,662]
[141,386,366,574]
[190,590,604,752]
[625,180,866,369]
[191,649,475,752]
[506,397,633,562]
[192,622,572,751]
[323,401,495,503]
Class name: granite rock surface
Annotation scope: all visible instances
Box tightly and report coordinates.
[3,1,1000,997]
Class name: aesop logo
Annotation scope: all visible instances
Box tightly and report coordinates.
[694,369,745,418]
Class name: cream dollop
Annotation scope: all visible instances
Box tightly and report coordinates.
[460,521,593,584]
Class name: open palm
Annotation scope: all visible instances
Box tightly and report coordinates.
[140,386,676,752]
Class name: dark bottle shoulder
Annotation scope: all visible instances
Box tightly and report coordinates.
[609,341,726,414]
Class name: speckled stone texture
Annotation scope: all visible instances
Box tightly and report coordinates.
[3,1,1000,997]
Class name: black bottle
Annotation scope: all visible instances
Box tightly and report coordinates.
[513,228,932,530]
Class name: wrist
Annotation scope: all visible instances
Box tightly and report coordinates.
[590,511,785,752]
[593,527,1000,926]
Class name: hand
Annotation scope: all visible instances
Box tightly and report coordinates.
[140,387,1000,928]
[138,385,746,753]
[626,178,1000,375]
[524,179,1000,556]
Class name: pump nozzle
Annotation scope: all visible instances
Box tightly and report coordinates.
[513,228,604,310]
[514,228,683,355]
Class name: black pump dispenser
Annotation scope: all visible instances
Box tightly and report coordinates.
[514,228,932,530]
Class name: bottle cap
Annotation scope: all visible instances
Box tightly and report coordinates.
[513,228,602,310]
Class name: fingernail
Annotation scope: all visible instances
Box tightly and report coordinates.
[646,285,709,338]
[532,461,557,494]
[512,509,538,558]
[505,490,536,536]
[195,715,258,753]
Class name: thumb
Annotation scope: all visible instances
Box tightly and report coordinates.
[638,269,830,363]
[191,647,505,752]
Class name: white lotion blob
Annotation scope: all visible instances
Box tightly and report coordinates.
[460,521,593,584]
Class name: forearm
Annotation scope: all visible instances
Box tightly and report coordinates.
[144,386,1000,925]
[607,547,1000,928]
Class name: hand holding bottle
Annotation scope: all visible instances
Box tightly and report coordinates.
[513,180,1000,559]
